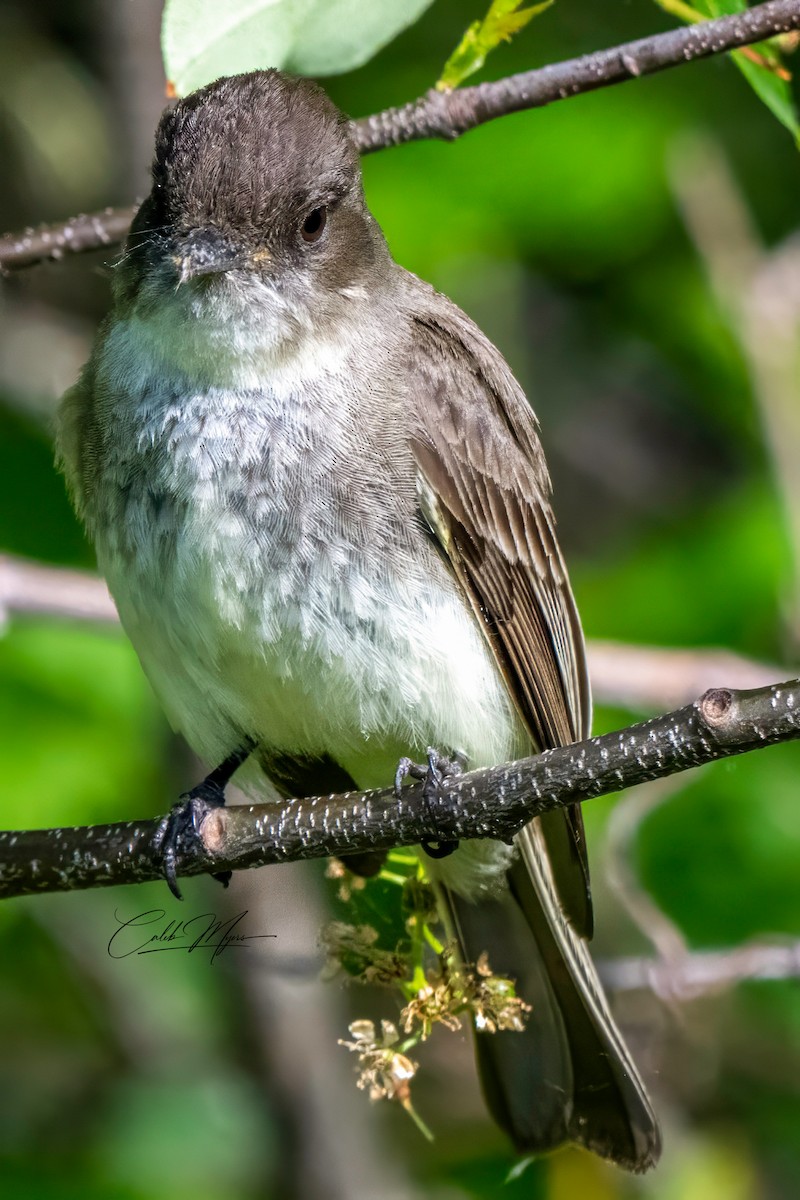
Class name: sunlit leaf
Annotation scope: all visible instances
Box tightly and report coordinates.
[162,0,436,97]
[437,0,554,93]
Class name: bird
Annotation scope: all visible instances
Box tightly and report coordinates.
[56,69,660,1170]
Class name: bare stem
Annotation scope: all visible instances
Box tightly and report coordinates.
[1,553,784,709]
[0,554,117,626]
[601,939,800,1000]
[2,2,798,271]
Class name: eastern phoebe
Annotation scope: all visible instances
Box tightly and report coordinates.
[57,70,660,1170]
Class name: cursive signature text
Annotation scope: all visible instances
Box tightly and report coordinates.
[108,909,276,963]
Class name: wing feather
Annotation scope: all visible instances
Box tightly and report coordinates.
[406,298,593,933]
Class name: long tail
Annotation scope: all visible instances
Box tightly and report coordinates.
[442,821,661,1172]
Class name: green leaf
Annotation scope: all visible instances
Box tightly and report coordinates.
[653,0,800,143]
[731,47,800,144]
[437,0,554,93]
[694,0,746,12]
[162,0,436,97]
[652,0,706,23]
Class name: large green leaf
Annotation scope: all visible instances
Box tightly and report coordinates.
[162,0,436,96]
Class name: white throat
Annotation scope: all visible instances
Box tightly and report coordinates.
[122,269,367,393]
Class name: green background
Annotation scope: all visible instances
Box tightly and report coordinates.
[1,2,799,1197]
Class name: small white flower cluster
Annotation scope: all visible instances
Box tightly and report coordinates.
[339,1019,418,1104]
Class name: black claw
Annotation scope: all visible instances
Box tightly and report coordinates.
[394,758,410,799]
[153,791,214,900]
[153,812,182,901]
[394,755,427,799]
[152,741,254,899]
[395,746,463,860]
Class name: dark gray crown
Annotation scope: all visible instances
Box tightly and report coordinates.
[150,70,359,239]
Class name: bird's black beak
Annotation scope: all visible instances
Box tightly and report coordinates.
[171,227,259,284]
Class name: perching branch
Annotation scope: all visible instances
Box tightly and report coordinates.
[1,679,798,900]
[2,1,798,271]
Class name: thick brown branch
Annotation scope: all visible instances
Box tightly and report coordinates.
[2,2,798,272]
[1,679,798,900]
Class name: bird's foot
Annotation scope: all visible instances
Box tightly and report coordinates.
[395,746,464,860]
[152,743,253,900]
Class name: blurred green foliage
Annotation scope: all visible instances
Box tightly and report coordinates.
[1,1,799,1198]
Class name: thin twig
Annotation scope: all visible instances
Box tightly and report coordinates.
[586,640,784,711]
[0,554,117,626]
[601,939,800,1001]
[604,777,691,964]
[0,207,137,273]
[0,553,786,712]
[2,1,798,271]
[197,935,800,1004]
[354,1,800,150]
[1,679,798,900]
[671,138,800,650]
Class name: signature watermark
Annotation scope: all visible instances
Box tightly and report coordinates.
[107,909,276,963]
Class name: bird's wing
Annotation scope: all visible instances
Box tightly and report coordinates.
[405,289,593,935]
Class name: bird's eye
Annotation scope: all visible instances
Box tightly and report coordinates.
[300,206,327,243]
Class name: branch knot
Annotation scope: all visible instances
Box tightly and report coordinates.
[698,687,735,726]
